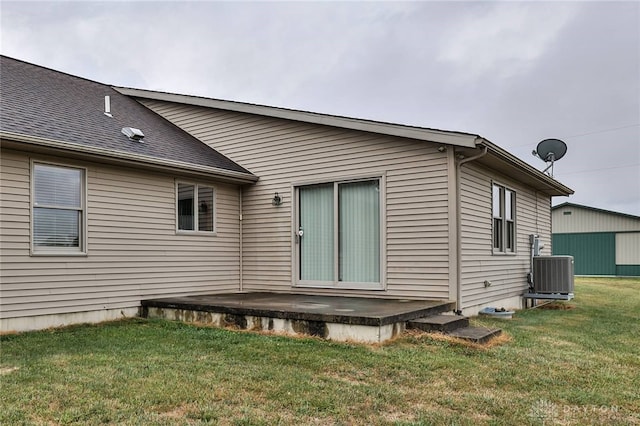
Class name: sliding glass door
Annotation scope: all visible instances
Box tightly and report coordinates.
[297,178,381,288]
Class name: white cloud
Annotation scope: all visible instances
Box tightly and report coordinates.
[1,1,638,215]
[437,2,579,81]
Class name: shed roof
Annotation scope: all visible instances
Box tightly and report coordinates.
[553,202,640,221]
[0,56,256,183]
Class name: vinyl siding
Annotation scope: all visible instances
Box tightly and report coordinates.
[139,100,452,300]
[0,147,241,321]
[459,163,552,308]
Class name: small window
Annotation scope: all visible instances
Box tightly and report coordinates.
[492,183,516,253]
[32,163,86,254]
[177,183,214,233]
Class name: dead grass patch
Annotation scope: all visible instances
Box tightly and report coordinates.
[0,366,19,375]
[323,371,366,386]
[536,301,576,310]
[380,409,417,422]
[156,402,197,419]
[406,328,512,349]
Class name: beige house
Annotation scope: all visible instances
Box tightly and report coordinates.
[0,56,573,333]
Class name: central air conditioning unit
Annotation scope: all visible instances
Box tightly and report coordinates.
[533,256,574,294]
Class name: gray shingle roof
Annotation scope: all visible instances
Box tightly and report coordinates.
[0,56,252,176]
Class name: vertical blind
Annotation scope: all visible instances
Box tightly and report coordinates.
[33,164,83,248]
[339,180,380,283]
[299,183,334,281]
[299,179,380,284]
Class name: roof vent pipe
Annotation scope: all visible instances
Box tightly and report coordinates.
[122,127,145,141]
[104,96,112,117]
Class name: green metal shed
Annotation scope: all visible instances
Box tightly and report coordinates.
[552,203,640,276]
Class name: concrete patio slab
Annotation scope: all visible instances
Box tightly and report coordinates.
[142,292,455,343]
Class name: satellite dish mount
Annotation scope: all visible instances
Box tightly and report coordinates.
[532,138,567,178]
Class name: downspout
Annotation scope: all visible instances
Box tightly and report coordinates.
[239,187,243,292]
[454,144,488,314]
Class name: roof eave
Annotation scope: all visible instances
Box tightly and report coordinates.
[552,202,640,220]
[477,139,574,196]
[114,87,479,148]
[0,131,258,184]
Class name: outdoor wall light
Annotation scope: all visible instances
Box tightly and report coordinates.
[272,192,282,206]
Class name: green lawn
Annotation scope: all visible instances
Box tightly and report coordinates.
[1,277,638,425]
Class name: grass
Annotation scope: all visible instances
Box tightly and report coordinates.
[1,277,639,425]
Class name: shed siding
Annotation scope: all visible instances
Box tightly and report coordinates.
[459,163,552,308]
[0,148,241,321]
[552,233,616,275]
[552,205,640,233]
[616,232,640,265]
[139,100,452,299]
[552,205,640,276]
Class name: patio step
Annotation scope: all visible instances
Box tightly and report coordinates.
[407,314,502,344]
[447,326,502,344]
[407,314,469,333]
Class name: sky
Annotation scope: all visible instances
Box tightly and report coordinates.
[1,1,639,215]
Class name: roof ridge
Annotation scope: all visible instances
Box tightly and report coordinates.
[1,55,254,179]
[0,54,115,89]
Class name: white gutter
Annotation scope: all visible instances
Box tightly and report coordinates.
[1,131,258,184]
[455,145,488,314]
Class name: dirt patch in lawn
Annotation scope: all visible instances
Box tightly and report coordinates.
[537,302,576,310]
[0,366,19,375]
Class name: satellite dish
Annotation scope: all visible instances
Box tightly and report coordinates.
[536,138,567,162]
[533,138,567,177]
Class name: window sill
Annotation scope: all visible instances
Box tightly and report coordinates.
[176,230,218,236]
[31,251,87,257]
[492,251,517,256]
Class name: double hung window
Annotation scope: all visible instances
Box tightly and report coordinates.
[177,183,214,232]
[492,183,516,253]
[32,163,85,254]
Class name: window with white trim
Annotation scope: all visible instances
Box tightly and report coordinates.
[32,163,85,253]
[492,183,516,253]
[177,183,214,232]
